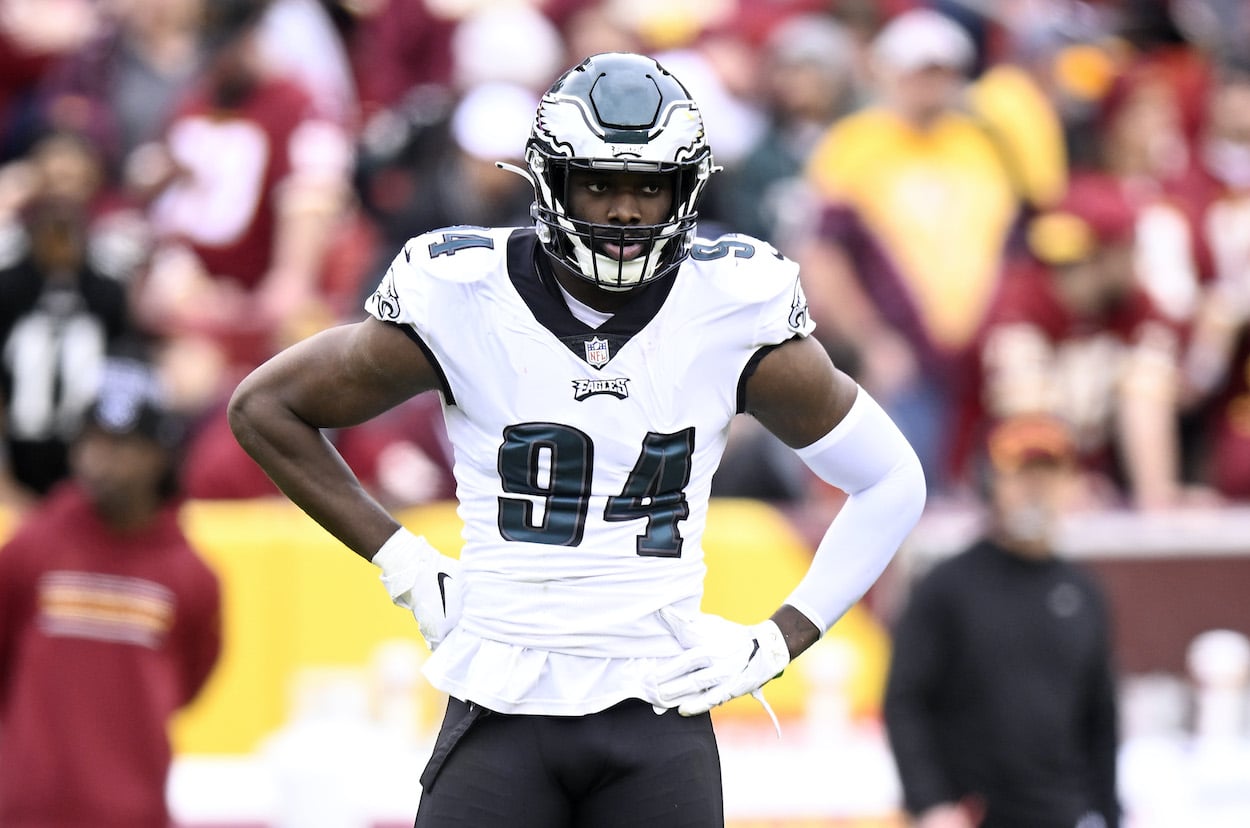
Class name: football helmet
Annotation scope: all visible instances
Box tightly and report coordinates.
[517,52,717,291]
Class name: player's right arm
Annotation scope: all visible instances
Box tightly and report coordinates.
[228,316,441,559]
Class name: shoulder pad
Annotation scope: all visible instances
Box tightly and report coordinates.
[688,232,799,287]
[399,226,513,282]
[682,232,811,339]
[689,232,782,266]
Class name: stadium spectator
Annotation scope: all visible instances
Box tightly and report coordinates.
[125,0,354,498]
[1177,59,1250,499]
[1090,60,1192,191]
[35,0,207,177]
[954,173,1185,510]
[0,123,153,286]
[0,145,134,510]
[350,3,565,286]
[798,8,1040,492]
[0,355,222,828]
[885,414,1120,828]
[1075,55,1216,333]
[131,0,352,379]
[1039,27,1226,488]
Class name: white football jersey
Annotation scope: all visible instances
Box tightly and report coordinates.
[365,226,814,713]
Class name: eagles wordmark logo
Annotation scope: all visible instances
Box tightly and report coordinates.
[572,377,630,401]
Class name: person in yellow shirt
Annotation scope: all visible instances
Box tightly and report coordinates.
[798,8,1064,493]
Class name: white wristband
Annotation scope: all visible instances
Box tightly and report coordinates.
[371,526,463,650]
[373,526,435,610]
[373,526,423,572]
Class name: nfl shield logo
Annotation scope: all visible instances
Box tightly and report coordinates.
[585,337,610,367]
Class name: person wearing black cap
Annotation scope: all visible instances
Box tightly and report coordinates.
[0,356,221,828]
[884,415,1120,828]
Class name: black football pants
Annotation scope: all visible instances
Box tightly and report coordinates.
[413,697,724,827]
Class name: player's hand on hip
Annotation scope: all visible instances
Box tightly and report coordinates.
[372,527,462,650]
[649,607,790,716]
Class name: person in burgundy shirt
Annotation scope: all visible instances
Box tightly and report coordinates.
[1173,59,1250,499]
[952,173,1184,509]
[0,356,222,828]
[133,0,352,374]
[126,0,353,501]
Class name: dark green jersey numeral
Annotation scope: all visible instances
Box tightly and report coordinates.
[496,424,694,556]
[428,232,494,258]
[497,423,593,546]
[691,239,755,260]
[604,428,693,557]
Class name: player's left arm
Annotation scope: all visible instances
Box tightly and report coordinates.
[651,335,925,716]
[745,335,926,658]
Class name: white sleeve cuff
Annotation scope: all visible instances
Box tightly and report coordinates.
[373,526,421,570]
[373,526,435,609]
[784,387,926,632]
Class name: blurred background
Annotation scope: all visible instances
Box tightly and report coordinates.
[1,0,1250,825]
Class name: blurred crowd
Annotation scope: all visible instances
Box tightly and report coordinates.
[2,0,1250,518]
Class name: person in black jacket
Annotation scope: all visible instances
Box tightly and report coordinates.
[884,414,1119,828]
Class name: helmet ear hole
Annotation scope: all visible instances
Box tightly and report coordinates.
[524,52,716,290]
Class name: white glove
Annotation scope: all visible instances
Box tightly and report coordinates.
[650,607,790,718]
[373,527,462,650]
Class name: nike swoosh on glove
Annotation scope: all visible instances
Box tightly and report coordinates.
[649,607,790,718]
[373,527,463,650]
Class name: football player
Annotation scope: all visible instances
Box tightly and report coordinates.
[229,52,926,826]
